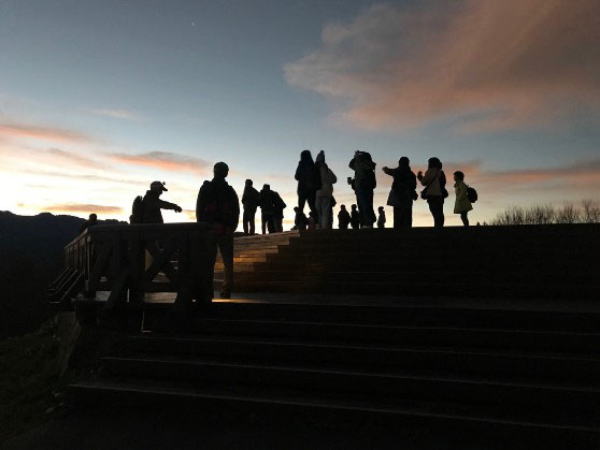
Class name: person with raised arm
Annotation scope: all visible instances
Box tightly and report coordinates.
[382,157,417,229]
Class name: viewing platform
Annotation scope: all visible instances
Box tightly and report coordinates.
[47,223,600,447]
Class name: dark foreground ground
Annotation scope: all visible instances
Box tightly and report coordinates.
[3,294,600,450]
[3,404,585,450]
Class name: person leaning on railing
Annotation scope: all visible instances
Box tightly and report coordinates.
[196,162,240,299]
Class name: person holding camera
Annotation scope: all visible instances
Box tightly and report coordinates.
[348,150,377,228]
[417,157,447,229]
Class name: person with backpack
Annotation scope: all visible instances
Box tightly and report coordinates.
[132,181,182,224]
[295,150,320,218]
[417,157,447,229]
[338,204,351,230]
[258,184,277,234]
[349,150,377,228]
[196,162,240,299]
[382,157,417,229]
[241,179,260,235]
[453,171,473,227]
[315,150,337,230]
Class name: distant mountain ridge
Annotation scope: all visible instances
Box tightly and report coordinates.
[0,211,122,338]
[0,211,84,263]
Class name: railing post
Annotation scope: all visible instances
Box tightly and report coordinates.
[128,229,146,305]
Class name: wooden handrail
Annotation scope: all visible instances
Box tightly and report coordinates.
[64,223,215,308]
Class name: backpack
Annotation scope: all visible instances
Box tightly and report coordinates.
[440,171,449,199]
[130,195,144,224]
[467,186,478,203]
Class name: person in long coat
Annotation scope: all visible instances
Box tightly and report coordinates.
[295,150,320,218]
[382,157,417,229]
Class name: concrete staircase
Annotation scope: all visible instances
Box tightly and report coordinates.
[69,301,600,446]
[214,231,298,280]
[224,225,600,298]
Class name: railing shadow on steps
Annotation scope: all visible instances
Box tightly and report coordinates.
[50,223,215,326]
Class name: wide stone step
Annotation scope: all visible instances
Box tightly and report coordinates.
[232,270,594,284]
[68,379,600,439]
[117,335,600,383]
[141,302,600,332]
[156,318,600,354]
[228,279,600,298]
[100,356,600,412]
[263,250,589,263]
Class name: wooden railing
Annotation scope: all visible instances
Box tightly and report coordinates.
[62,223,214,309]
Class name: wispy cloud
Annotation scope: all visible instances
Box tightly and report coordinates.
[89,108,140,121]
[285,0,600,133]
[482,159,600,189]
[110,151,211,175]
[42,203,123,214]
[21,168,144,186]
[47,148,107,170]
[430,158,600,193]
[0,122,91,143]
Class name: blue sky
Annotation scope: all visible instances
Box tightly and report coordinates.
[1,0,599,226]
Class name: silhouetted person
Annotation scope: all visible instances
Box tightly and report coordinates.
[273,190,287,232]
[418,157,447,229]
[383,157,417,229]
[141,181,182,223]
[295,150,320,218]
[315,150,337,230]
[292,207,307,231]
[329,196,336,230]
[338,204,350,230]
[259,184,277,234]
[196,162,239,299]
[79,213,98,233]
[453,171,473,227]
[349,150,377,228]
[350,204,360,229]
[377,207,386,229]
[242,179,260,235]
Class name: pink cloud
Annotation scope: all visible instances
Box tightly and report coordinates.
[42,203,123,215]
[89,109,140,121]
[111,151,211,175]
[0,122,90,143]
[439,159,600,192]
[285,0,600,132]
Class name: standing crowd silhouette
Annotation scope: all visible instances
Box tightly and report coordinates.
[82,151,477,299]
[236,150,475,233]
[125,150,477,236]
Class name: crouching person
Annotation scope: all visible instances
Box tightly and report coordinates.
[196,162,240,299]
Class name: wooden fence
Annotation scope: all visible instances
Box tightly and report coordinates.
[59,223,214,309]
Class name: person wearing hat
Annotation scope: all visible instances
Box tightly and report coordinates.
[141,181,183,223]
[196,162,240,299]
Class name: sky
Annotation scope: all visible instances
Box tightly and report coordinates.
[0,0,599,227]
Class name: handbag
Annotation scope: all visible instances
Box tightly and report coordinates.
[387,189,401,207]
[421,171,447,199]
